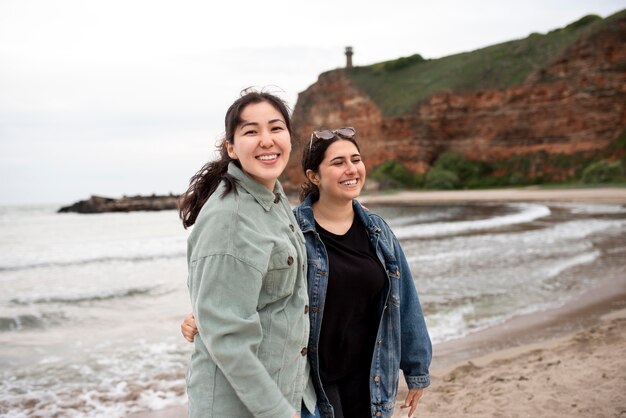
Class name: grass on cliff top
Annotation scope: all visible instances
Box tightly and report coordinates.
[346,11,621,117]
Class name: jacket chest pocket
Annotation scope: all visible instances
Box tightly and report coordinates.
[259,244,298,307]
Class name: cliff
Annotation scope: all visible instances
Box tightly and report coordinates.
[286,11,626,185]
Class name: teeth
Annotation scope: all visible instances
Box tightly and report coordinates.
[342,179,357,186]
[257,154,278,161]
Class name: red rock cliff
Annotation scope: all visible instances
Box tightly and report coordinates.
[286,12,626,185]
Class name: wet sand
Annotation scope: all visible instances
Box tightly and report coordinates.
[360,186,626,205]
[394,273,626,417]
[129,188,626,418]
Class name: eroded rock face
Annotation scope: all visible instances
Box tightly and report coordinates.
[286,13,626,185]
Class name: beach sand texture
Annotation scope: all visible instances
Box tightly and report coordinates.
[395,311,626,418]
[127,188,626,418]
[129,294,626,418]
[359,187,626,205]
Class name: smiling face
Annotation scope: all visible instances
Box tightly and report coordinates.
[225,101,291,190]
[309,139,366,203]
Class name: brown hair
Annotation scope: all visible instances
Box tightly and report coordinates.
[299,133,360,202]
[179,89,292,228]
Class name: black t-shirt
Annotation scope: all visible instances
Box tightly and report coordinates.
[316,216,386,384]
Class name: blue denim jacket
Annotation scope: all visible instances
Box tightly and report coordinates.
[293,196,432,418]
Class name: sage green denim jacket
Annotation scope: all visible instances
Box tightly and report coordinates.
[187,163,316,418]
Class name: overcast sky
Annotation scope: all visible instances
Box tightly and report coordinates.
[1,0,624,205]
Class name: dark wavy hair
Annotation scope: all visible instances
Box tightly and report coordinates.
[179,89,292,228]
[299,133,360,202]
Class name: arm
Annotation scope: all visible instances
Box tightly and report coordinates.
[393,233,432,389]
[189,254,297,418]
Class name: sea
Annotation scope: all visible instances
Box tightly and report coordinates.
[1,200,625,417]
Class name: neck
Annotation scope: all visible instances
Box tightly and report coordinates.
[312,194,354,233]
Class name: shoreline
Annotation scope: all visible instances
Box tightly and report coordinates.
[128,191,626,417]
[431,271,626,368]
[128,274,626,418]
[393,272,626,416]
[359,186,626,205]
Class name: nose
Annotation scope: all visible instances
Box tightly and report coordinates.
[345,161,357,174]
[259,129,274,148]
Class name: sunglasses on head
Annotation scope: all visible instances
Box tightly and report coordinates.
[309,127,356,151]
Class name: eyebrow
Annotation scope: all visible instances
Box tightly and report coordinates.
[329,153,361,163]
[239,119,286,130]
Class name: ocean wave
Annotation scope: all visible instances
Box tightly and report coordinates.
[0,312,67,332]
[10,286,155,306]
[554,202,626,214]
[427,292,570,345]
[385,207,464,227]
[542,250,600,282]
[0,342,188,418]
[0,251,186,273]
[393,203,551,239]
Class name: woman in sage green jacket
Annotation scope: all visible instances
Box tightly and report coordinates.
[179,91,316,418]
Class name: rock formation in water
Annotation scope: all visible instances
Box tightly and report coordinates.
[58,194,179,214]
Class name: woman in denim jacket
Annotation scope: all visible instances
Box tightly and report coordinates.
[183,127,431,418]
[293,128,431,418]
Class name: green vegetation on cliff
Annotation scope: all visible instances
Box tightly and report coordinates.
[371,146,626,190]
[347,13,608,116]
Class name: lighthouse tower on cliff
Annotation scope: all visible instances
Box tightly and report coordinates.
[345,46,353,68]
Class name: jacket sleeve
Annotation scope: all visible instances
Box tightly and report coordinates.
[391,233,432,389]
[189,254,296,418]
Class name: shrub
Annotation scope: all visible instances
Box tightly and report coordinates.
[424,168,459,190]
[383,54,425,72]
[369,160,422,188]
[508,172,527,186]
[433,152,492,187]
[581,159,624,183]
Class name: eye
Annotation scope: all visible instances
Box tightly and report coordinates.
[271,126,284,132]
[352,157,362,164]
[243,129,256,136]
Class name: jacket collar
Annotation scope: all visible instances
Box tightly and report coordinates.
[352,198,382,235]
[227,162,284,212]
[297,194,381,235]
[296,195,317,233]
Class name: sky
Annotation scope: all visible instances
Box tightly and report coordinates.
[1,0,624,205]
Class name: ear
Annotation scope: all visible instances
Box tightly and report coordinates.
[225,141,238,160]
[306,169,319,184]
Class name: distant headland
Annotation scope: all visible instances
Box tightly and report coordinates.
[58,194,179,214]
[60,10,626,214]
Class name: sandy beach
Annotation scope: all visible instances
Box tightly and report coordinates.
[359,186,626,205]
[394,276,626,417]
[128,187,626,418]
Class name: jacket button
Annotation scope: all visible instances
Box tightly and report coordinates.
[304,305,309,314]
[373,375,380,382]
[289,224,295,232]
[300,347,307,356]
[287,256,294,265]
[396,269,400,277]
[375,412,382,417]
